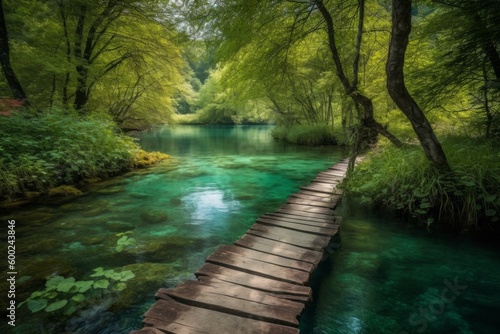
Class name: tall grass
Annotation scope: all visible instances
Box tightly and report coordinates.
[344,136,500,232]
[271,124,337,145]
[0,109,139,201]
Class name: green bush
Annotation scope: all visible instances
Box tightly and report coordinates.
[344,137,500,232]
[271,124,337,145]
[0,109,138,200]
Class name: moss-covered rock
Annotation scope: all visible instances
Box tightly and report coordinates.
[131,150,170,168]
[49,185,83,197]
[140,209,169,224]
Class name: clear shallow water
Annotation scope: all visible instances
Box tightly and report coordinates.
[2,125,499,334]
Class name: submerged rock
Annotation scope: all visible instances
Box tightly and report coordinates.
[140,209,168,224]
[49,185,83,197]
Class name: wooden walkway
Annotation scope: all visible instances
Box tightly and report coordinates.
[130,158,349,334]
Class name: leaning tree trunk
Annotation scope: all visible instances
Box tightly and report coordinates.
[0,0,28,103]
[387,0,449,169]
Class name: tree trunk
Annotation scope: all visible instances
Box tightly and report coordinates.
[0,0,28,103]
[387,0,449,169]
[314,0,403,147]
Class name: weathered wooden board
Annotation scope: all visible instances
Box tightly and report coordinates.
[257,215,338,233]
[235,234,323,265]
[206,246,310,285]
[215,244,314,272]
[195,264,312,298]
[279,203,334,215]
[286,197,335,209]
[299,185,336,195]
[155,280,304,327]
[257,216,338,234]
[246,229,331,252]
[289,192,336,203]
[143,299,299,334]
[276,208,337,220]
[265,212,337,224]
[250,223,335,241]
[295,189,333,198]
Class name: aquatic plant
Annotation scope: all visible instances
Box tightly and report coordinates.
[19,267,135,315]
[115,233,137,252]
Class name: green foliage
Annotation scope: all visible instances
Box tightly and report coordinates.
[0,108,138,201]
[20,267,135,315]
[115,233,137,252]
[271,124,337,146]
[344,137,500,232]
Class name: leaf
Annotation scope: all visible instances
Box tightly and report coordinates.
[117,236,128,245]
[72,294,86,303]
[27,298,48,313]
[75,280,94,293]
[119,270,135,282]
[56,277,76,292]
[90,267,105,277]
[115,244,124,252]
[112,282,127,291]
[124,238,137,246]
[46,276,65,288]
[45,300,68,312]
[93,279,110,289]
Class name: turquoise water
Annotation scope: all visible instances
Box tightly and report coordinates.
[1,125,342,333]
[301,202,500,334]
[2,125,499,334]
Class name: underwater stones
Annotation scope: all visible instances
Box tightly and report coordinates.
[129,192,150,199]
[18,237,64,255]
[170,198,183,206]
[106,220,135,232]
[81,236,107,246]
[140,209,168,224]
[110,262,181,311]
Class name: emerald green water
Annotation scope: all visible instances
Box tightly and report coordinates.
[2,125,499,334]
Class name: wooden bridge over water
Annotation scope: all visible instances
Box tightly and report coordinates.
[130,158,349,334]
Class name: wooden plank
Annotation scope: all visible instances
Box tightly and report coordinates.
[195,264,312,298]
[235,234,323,265]
[296,189,333,198]
[263,213,338,226]
[261,213,338,226]
[144,299,299,334]
[276,208,337,220]
[246,229,331,252]
[279,203,334,215]
[155,281,304,327]
[249,224,333,244]
[206,247,310,285]
[256,217,338,236]
[289,192,336,202]
[217,244,314,272]
[299,185,335,195]
[286,197,335,209]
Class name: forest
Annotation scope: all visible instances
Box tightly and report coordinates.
[1,0,499,233]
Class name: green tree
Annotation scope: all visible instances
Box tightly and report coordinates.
[0,0,28,102]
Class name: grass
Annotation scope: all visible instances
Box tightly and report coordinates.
[271,124,337,145]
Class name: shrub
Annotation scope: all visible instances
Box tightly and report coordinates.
[344,137,500,232]
[0,109,139,201]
